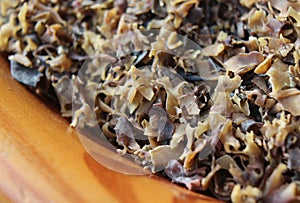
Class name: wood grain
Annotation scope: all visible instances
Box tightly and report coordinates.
[0,57,222,203]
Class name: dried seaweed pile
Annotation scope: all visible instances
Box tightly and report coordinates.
[2,0,300,202]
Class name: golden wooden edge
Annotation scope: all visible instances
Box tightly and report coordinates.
[0,56,222,203]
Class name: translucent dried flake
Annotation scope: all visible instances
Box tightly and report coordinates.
[224,52,264,74]
[46,53,72,72]
[271,88,300,116]
[254,54,273,74]
[9,53,32,67]
[52,76,74,117]
[231,184,263,203]
[266,59,292,93]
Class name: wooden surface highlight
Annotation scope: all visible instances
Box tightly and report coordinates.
[0,57,221,203]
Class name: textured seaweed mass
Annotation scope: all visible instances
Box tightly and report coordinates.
[2,0,300,202]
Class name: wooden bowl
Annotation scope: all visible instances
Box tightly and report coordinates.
[0,57,221,203]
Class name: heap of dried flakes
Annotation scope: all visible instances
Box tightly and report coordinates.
[2,0,300,202]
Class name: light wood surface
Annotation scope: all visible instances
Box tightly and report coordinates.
[0,56,222,203]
